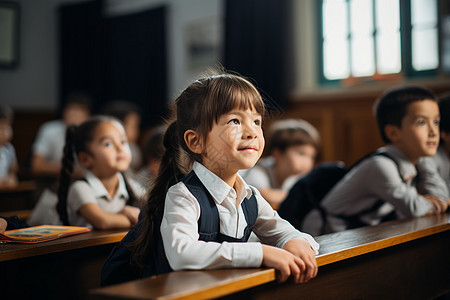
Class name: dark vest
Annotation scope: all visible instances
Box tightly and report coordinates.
[101,171,258,286]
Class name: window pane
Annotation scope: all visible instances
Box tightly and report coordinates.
[412,28,439,71]
[376,0,400,31]
[323,0,348,39]
[351,37,375,76]
[350,0,373,37]
[377,32,401,74]
[324,40,349,79]
[411,0,437,26]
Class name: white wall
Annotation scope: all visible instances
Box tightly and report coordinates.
[0,0,223,109]
[0,0,60,109]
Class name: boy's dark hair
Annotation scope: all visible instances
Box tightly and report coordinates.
[0,105,14,121]
[374,85,436,143]
[101,100,141,122]
[438,94,450,134]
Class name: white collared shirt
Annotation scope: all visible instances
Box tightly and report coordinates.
[67,171,129,228]
[161,161,319,271]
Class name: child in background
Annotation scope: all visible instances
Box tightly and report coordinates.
[241,119,320,208]
[302,86,449,236]
[101,100,143,171]
[31,93,91,177]
[417,94,450,193]
[101,72,319,286]
[0,105,18,188]
[135,125,165,189]
[56,115,142,229]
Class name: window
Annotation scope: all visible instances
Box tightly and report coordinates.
[319,0,439,82]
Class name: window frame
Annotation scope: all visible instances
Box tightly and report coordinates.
[317,0,439,85]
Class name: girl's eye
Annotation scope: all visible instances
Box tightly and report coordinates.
[105,141,113,147]
[417,120,425,126]
[228,119,240,125]
[254,119,262,126]
[434,120,440,126]
[121,140,128,145]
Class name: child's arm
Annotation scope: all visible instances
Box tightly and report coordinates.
[416,157,449,204]
[79,203,138,229]
[363,157,437,217]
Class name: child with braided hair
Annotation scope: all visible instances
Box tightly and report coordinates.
[56,115,142,229]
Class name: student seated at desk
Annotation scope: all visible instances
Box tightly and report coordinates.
[31,93,91,178]
[241,119,320,208]
[101,72,319,286]
[55,116,143,229]
[302,86,449,236]
[0,105,18,188]
[418,94,450,194]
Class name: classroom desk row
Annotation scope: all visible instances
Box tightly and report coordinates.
[0,228,129,299]
[0,180,36,212]
[91,212,450,300]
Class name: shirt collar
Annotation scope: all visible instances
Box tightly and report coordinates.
[192,161,253,204]
[85,171,129,201]
[383,144,417,181]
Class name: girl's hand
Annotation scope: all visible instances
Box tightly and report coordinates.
[262,244,307,283]
[0,218,7,234]
[120,205,140,226]
[282,239,318,283]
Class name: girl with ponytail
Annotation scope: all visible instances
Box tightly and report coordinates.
[57,115,141,229]
[101,71,319,286]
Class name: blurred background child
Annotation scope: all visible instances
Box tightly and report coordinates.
[56,115,143,229]
[135,125,165,189]
[241,119,321,208]
[0,105,18,188]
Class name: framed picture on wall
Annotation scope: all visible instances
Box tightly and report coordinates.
[0,1,20,68]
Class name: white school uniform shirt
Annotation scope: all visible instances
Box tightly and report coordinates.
[0,143,17,178]
[67,171,129,228]
[161,161,319,271]
[32,120,66,163]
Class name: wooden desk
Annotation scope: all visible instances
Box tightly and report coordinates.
[90,213,450,300]
[0,180,36,212]
[1,228,128,300]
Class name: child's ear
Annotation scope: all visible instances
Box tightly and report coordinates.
[184,129,203,154]
[385,124,401,143]
[78,152,93,169]
[441,131,450,144]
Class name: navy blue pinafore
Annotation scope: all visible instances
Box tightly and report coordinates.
[100,171,258,286]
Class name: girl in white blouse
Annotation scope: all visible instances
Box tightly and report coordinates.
[102,72,319,286]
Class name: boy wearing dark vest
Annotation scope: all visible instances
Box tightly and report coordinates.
[302,86,449,236]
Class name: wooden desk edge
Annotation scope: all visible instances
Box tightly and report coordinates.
[0,231,127,262]
[91,215,450,300]
[316,222,450,266]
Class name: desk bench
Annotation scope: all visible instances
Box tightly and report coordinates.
[90,213,450,300]
[0,228,128,299]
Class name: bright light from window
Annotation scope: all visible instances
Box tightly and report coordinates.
[411,0,438,71]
